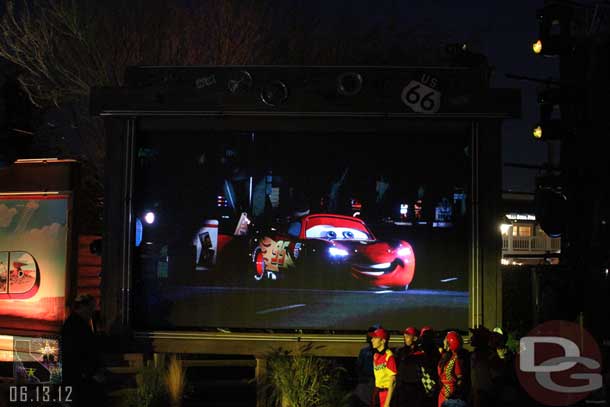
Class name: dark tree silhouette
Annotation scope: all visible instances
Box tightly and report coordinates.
[0,0,478,232]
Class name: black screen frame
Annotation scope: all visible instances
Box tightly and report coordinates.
[96,65,516,350]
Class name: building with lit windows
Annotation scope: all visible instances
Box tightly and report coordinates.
[500,193,561,266]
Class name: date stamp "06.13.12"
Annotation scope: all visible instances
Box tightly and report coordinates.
[8,385,73,406]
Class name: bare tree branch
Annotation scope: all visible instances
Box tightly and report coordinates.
[0,0,460,232]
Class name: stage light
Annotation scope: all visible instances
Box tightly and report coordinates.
[337,72,363,96]
[260,81,288,106]
[144,211,155,224]
[227,70,252,94]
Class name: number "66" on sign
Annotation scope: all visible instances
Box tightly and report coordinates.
[401,80,441,114]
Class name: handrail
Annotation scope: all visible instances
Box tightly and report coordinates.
[502,235,561,253]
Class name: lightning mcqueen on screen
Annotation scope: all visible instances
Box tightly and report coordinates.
[250,214,415,290]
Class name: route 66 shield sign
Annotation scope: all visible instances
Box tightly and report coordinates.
[401,80,442,114]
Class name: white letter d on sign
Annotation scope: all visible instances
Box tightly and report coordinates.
[520,336,580,373]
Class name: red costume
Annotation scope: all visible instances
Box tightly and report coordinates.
[373,348,397,406]
[437,331,465,407]
[369,328,397,407]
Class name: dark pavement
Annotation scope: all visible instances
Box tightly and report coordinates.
[138,285,469,331]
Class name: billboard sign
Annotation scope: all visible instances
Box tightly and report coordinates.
[0,194,70,333]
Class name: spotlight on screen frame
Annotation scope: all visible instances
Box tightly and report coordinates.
[144,211,156,225]
[337,72,363,96]
[260,81,289,106]
[227,70,253,94]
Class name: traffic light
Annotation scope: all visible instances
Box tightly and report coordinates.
[535,174,567,237]
[533,86,572,141]
[534,2,574,57]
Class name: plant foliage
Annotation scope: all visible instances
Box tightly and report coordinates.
[261,343,350,407]
[121,355,187,407]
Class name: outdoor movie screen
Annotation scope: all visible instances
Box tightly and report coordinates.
[132,132,471,332]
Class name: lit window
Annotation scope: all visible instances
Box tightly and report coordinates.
[519,226,531,237]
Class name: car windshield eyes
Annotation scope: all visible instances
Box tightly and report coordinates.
[325,230,337,240]
[308,226,368,240]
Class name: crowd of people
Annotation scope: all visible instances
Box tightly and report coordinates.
[351,324,519,407]
[60,296,521,407]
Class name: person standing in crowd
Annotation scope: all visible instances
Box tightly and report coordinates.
[437,331,468,407]
[61,294,106,407]
[419,326,440,407]
[469,326,502,407]
[369,327,396,407]
[351,325,382,407]
[490,327,519,406]
[393,326,425,407]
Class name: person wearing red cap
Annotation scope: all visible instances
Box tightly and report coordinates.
[369,328,396,407]
[394,326,426,406]
[437,331,468,407]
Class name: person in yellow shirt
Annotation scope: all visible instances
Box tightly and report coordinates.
[369,327,396,407]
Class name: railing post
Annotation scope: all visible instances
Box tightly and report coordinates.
[532,268,540,326]
[256,356,268,407]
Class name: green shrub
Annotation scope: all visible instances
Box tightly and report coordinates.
[261,344,350,407]
[122,356,170,407]
[166,356,186,407]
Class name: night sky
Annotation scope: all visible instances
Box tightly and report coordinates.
[276,0,561,191]
[0,0,560,191]
[382,0,559,192]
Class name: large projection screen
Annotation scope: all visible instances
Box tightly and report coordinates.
[131,132,471,332]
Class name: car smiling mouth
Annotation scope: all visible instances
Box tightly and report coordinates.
[352,259,403,274]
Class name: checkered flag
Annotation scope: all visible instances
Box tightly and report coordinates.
[420,365,438,396]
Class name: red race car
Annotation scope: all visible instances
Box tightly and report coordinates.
[250,214,415,290]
